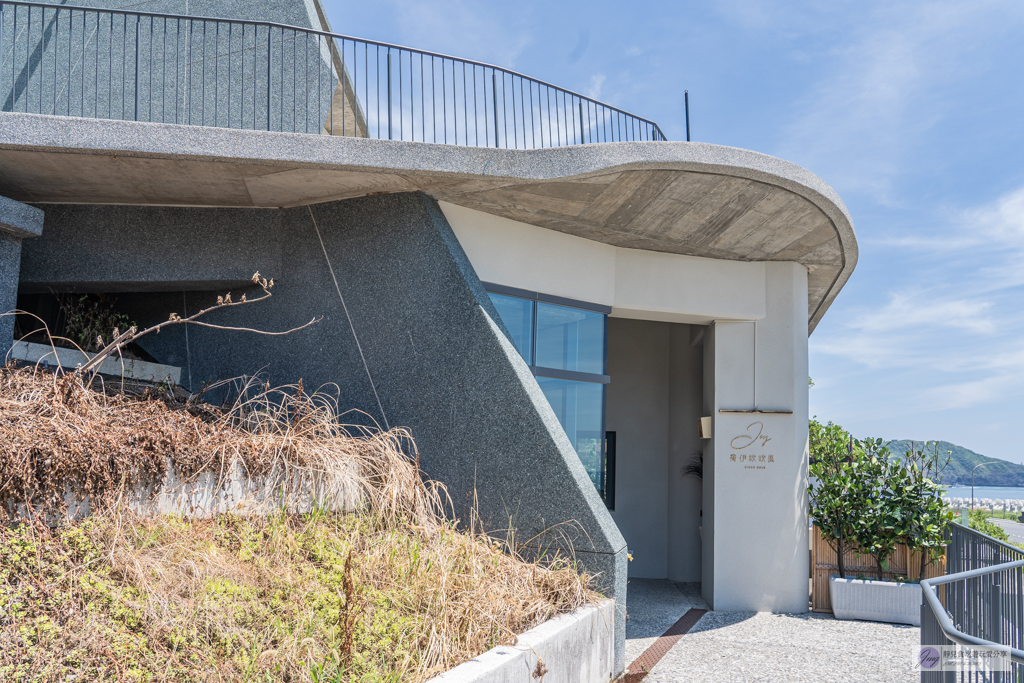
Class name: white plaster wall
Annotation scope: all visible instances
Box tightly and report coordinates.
[703,263,809,612]
[668,324,704,583]
[606,319,703,582]
[613,250,764,324]
[701,323,717,606]
[442,201,809,609]
[440,201,616,306]
[440,202,765,323]
[606,318,670,579]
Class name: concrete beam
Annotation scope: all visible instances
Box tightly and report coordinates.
[0,193,43,239]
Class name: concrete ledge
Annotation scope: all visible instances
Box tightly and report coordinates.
[429,600,615,683]
[10,340,182,384]
[0,112,856,332]
[58,457,360,521]
[0,193,43,238]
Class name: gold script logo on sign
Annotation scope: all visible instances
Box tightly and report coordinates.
[729,421,776,470]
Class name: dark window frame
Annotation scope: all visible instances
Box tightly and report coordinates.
[604,431,616,510]
[485,282,611,502]
[482,282,612,315]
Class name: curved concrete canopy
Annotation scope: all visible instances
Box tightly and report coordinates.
[0,112,856,332]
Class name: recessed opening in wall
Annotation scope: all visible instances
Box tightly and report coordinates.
[14,292,160,364]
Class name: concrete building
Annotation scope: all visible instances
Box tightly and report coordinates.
[0,0,857,676]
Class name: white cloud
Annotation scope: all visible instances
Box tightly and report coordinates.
[586,74,606,100]
[814,180,1024,412]
[777,1,1024,201]
[856,294,995,334]
[967,185,1024,247]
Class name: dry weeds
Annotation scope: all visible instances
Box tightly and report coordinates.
[0,366,599,682]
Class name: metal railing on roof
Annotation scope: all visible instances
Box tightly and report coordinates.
[0,1,667,147]
[920,523,1024,682]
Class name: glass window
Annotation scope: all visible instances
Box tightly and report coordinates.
[488,293,534,363]
[537,377,606,496]
[535,302,605,374]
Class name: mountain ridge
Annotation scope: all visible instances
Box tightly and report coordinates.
[885,440,1024,487]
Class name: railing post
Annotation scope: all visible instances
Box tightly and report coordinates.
[491,72,499,149]
[685,90,690,142]
[578,101,584,145]
[266,26,272,131]
[387,51,392,140]
[134,14,140,121]
[992,583,1003,683]
[920,596,955,683]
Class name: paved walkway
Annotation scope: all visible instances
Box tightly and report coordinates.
[625,580,707,665]
[989,518,1024,545]
[626,580,919,682]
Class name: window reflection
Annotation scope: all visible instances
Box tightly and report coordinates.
[537,377,606,496]
[535,302,605,374]
[487,288,609,502]
[488,293,534,362]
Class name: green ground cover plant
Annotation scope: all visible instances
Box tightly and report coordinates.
[1,509,591,683]
[972,509,1024,522]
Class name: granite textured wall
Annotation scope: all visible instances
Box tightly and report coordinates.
[0,194,44,355]
[0,0,337,135]
[0,233,21,354]
[18,192,629,675]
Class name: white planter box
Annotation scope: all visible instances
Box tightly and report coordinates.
[829,576,921,626]
[428,600,615,683]
[10,340,181,384]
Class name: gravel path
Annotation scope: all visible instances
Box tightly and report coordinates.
[626,581,919,682]
[646,610,918,682]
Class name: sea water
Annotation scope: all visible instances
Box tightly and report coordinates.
[944,485,1024,501]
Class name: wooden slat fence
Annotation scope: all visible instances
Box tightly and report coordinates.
[811,524,946,612]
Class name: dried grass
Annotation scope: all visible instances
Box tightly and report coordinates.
[0,367,439,528]
[0,365,599,682]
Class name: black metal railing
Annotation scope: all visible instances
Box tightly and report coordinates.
[947,521,1024,578]
[921,523,1024,682]
[0,1,666,147]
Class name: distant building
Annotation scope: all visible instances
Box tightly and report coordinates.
[0,0,857,676]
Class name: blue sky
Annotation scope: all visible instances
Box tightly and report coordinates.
[320,0,1024,463]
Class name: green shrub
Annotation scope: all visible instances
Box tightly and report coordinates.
[968,508,1011,543]
[809,420,952,580]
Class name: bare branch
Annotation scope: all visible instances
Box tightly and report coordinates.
[79,327,137,375]
[72,272,317,380]
[165,318,321,336]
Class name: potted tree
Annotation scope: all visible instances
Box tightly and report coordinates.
[811,431,948,626]
[808,420,860,579]
[900,442,953,580]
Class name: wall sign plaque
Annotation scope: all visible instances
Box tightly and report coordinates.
[727,420,776,469]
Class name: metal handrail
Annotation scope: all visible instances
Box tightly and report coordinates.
[921,559,1024,665]
[0,0,667,146]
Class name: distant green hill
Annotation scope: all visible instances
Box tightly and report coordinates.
[885,440,1024,487]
